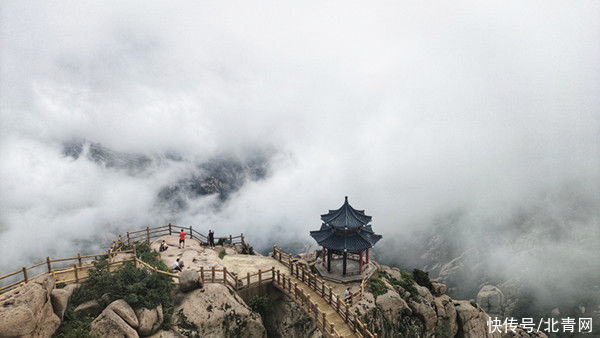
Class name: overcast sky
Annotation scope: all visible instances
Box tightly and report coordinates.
[1,1,599,289]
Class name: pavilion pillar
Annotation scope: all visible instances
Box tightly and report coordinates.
[327,249,332,272]
[366,248,370,264]
[343,250,347,275]
[322,246,326,266]
[359,250,363,273]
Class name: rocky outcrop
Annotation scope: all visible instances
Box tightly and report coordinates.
[0,275,61,337]
[90,302,140,338]
[350,266,546,338]
[51,283,77,319]
[261,285,321,337]
[477,285,505,318]
[136,305,163,336]
[174,283,266,337]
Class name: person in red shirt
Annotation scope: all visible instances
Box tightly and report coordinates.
[179,229,186,248]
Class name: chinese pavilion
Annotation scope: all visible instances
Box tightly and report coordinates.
[310,196,382,277]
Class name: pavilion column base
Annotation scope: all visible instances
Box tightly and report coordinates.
[314,260,378,284]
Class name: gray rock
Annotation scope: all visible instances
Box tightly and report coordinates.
[90,307,140,338]
[107,299,139,329]
[74,299,102,316]
[51,284,77,319]
[179,270,202,292]
[476,285,504,318]
[136,305,163,336]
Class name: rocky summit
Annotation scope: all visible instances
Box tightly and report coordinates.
[0,234,550,337]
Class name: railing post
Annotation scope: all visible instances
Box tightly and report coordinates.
[322,283,325,297]
[258,269,262,285]
[132,244,137,258]
[353,313,358,332]
[247,272,250,288]
[127,232,130,244]
[277,269,281,284]
[22,267,28,283]
[169,223,172,235]
[229,234,232,244]
[271,267,275,281]
[146,227,150,244]
[189,225,193,239]
[329,287,333,304]
[200,267,204,282]
[329,323,334,336]
[223,266,227,284]
[322,312,326,330]
[46,256,51,272]
[345,304,350,323]
[73,264,79,283]
[77,253,82,266]
[336,295,340,313]
[211,266,215,283]
[301,268,305,282]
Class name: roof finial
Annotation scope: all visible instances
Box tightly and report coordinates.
[345,196,348,203]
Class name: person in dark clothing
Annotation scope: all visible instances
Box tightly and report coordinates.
[208,229,215,248]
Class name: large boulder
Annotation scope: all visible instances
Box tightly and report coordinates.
[174,283,266,337]
[454,300,501,338]
[74,299,102,316]
[107,299,139,329]
[90,306,140,338]
[136,304,163,336]
[409,299,438,335]
[0,275,61,337]
[477,285,504,318]
[431,281,448,296]
[179,270,202,292]
[51,283,77,319]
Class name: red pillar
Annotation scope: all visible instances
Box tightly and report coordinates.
[366,248,370,264]
[359,250,363,273]
[322,246,326,266]
[327,249,332,272]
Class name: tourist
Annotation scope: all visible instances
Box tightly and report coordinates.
[159,240,168,252]
[179,229,186,248]
[208,229,215,248]
[173,258,182,272]
[344,287,351,300]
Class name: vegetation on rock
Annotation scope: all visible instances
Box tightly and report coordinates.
[54,244,174,337]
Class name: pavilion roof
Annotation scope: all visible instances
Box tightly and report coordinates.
[309,223,382,251]
[320,196,372,229]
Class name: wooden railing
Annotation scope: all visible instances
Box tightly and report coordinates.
[272,246,376,338]
[0,223,246,293]
[0,248,137,293]
[120,224,247,248]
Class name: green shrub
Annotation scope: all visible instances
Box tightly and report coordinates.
[218,249,226,259]
[216,238,226,246]
[248,296,271,317]
[58,246,175,336]
[369,278,388,298]
[412,269,433,292]
[381,270,421,303]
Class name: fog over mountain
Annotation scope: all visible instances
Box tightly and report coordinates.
[1,1,599,315]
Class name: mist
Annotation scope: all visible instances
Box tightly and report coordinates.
[1,1,599,311]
